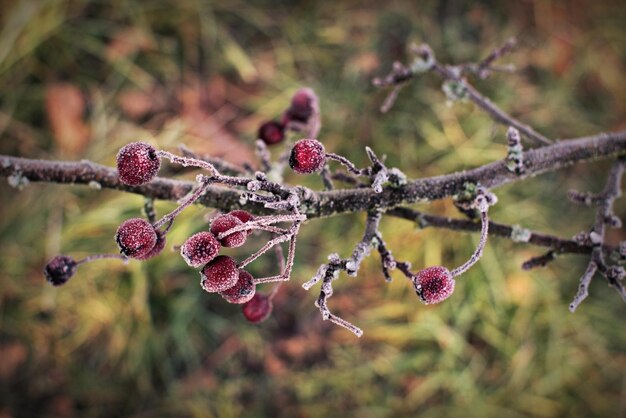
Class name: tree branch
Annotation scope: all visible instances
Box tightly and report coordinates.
[1,130,625,219]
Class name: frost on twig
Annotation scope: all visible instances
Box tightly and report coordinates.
[569,158,626,312]
[303,210,413,337]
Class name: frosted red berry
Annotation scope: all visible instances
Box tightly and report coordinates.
[242,293,273,323]
[180,231,220,268]
[412,266,455,305]
[228,210,254,235]
[258,120,285,145]
[289,139,326,174]
[134,230,166,260]
[116,142,161,186]
[115,218,157,259]
[210,214,247,248]
[200,255,239,293]
[220,270,256,304]
[286,88,316,123]
[44,255,77,286]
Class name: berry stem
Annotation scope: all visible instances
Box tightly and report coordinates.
[76,253,128,265]
[157,150,218,176]
[214,214,306,240]
[325,153,366,175]
[450,209,489,278]
[153,179,209,229]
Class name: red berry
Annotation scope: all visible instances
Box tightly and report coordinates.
[412,266,455,305]
[258,120,285,145]
[44,255,77,286]
[289,139,326,174]
[242,293,273,323]
[228,210,254,235]
[180,231,220,268]
[115,218,157,259]
[134,230,166,260]
[286,88,316,123]
[116,142,160,186]
[220,270,256,304]
[210,214,247,248]
[200,255,239,293]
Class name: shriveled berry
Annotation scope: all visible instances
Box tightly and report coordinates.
[220,270,256,304]
[200,255,239,293]
[44,255,77,286]
[242,293,273,323]
[210,214,247,248]
[289,138,326,174]
[412,266,455,305]
[258,120,285,145]
[115,218,157,259]
[228,210,254,235]
[180,231,220,268]
[116,142,160,186]
[286,88,316,123]
[135,230,166,260]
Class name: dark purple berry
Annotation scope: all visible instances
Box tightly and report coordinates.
[180,231,220,268]
[44,255,77,286]
[285,88,316,123]
[115,218,157,259]
[412,266,455,305]
[210,214,247,248]
[200,255,239,293]
[135,230,166,260]
[258,120,285,145]
[242,293,273,323]
[116,142,160,186]
[289,138,326,174]
[228,210,254,235]
[220,270,256,304]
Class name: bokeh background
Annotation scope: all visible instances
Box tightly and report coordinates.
[1,0,625,417]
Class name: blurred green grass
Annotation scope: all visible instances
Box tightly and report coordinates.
[0,0,625,417]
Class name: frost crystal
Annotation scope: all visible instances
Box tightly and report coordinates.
[510,225,531,243]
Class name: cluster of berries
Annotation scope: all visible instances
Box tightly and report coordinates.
[257,88,320,146]
[45,141,277,324]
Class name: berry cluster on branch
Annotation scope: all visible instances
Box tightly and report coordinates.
[1,40,625,337]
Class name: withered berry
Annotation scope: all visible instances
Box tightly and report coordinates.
[228,210,254,235]
[242,293,273,323]
[258,120,285,145]
[220,270,256,304]
[289,138,326,174]
[200,255,239,293]
[180,231,221,268]
[44,255,77,286]
[115,218,157,259]
[286,88,316,123]
[210,214,247,248]
[412,266,455,305]
[116,142,160,186]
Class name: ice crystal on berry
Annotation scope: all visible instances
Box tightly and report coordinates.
[413,266,455,305]
[220,270,256,304]
[115,218,157,259]
[200,255,240,293]
[289,138,326,174]
[116,142,161,186]
[180,231,221,268]
[210,214,247,248]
